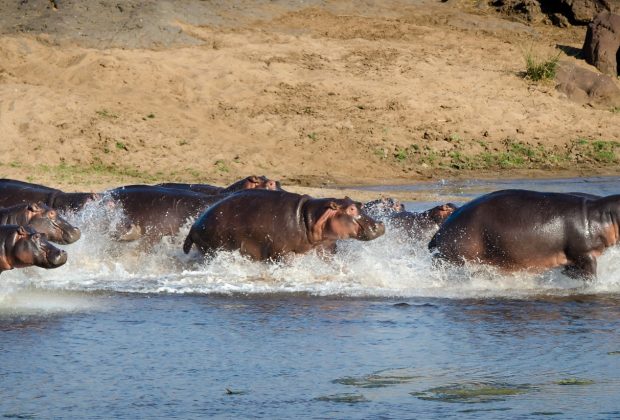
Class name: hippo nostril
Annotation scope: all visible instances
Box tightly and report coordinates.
[50,250,68,266]
[62,227,81,244]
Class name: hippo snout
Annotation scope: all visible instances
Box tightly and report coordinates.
[62,226,81,244]
[359,220,385,241]
[49,249,68,267]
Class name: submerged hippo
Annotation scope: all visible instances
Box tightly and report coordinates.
[429,189,620,279]
[0,179,98,212]
[107,185,225,240]
[183,190,386,261]
[156,175,282,195]
[362,198,405,219]
[0,202,81,244]
[0,225,67,273]
[390,203,458,241]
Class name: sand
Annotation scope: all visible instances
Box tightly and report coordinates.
[0,0,618,197]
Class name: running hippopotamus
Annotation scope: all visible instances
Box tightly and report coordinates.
[429,189,620,279]
[156,175,282,195]
[183,190,386,261]
[390,203,458,241]
[0,202,81,244]
[0,225,67,273]
[107,185,225,240]
[0,179,98,212]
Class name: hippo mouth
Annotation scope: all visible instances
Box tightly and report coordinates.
[354,215,385,241]
[60,226,81,244]
[46,249,68,268]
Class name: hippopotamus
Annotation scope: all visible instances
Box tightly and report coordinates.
[362,198,405,219]
[0,225,67,273]
[0,179,99,212]
[429,189,620,279]
[0,202,81,244]
[390,203,458,241]
[107,185,226,240]
[183,190,386,261]
[156,175,282,195]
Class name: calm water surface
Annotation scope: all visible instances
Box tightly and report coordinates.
[1,177,620,418]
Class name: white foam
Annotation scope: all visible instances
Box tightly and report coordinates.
[1,200,619,300]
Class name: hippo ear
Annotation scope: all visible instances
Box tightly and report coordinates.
[247,175,260,183]
[16,226,28,237]
[328,201,339,210]
[28,202,43,212]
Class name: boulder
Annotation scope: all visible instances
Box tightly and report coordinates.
[490,0,619,25]
[582,11,620,76]
[556,61,620,108]
[556,0,616,24]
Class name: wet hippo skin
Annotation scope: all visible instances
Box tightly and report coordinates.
[429,189,620,279]
[183,190,385,261]
[0,225,67,273]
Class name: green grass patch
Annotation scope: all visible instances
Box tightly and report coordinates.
[214,160,230,173]
[394,148,408,162]
[524,51,560,82]
[95,109,119,119]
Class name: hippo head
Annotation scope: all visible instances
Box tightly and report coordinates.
[26,202,81,244]
[362,197,405,219]
[224,175,282,193]
[425,203,458,224]
[311,197,385,242]
[11,226,68,269]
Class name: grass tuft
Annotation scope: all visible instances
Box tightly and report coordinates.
[524,52,560,82]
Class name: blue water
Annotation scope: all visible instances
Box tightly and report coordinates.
[1,177,620,418]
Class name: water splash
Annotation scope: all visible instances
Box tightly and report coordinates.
[1,199,620,300]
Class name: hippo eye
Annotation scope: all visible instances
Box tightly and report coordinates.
[48,211,56,217]
[32,233,41,241]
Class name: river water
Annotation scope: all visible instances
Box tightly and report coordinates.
[1,177,619,418]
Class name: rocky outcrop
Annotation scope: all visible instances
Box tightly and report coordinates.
[491,0,619,25]
[556,62,620,108]
[582,11,620,76]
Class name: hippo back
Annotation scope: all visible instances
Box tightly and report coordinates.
[185,190,309,257]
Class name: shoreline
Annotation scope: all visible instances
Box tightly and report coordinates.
[1,165,618,203]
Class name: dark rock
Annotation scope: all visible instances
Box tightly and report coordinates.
[556,61,620,108]
[582,11,620,76]
[555,0,616,24]
[491,0,619,26]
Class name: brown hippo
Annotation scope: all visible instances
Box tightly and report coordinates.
[362,198,405,219]
[0,225,67,273]
[156,175,282,195]
[390,203,458,241]
[183,190,386,261]
[429,189,620,279]
[107,185,226,240]
[0,179,99,212]
[0,202,81,244]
